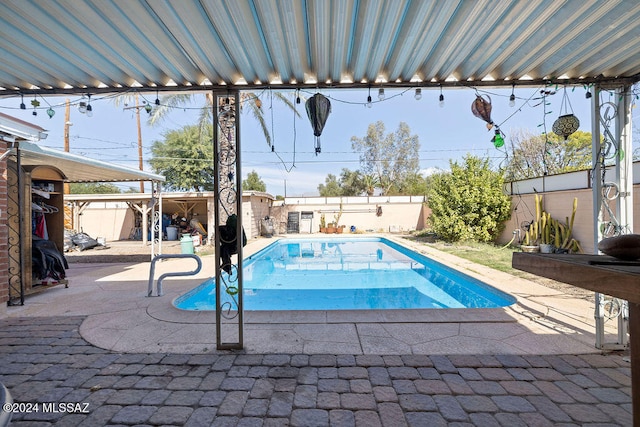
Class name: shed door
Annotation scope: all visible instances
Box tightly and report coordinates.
[287,212,300,233]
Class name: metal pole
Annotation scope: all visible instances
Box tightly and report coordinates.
[136,94,145,193]
[591,86,605,349]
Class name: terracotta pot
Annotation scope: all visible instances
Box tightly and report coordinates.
[521,245,540,253]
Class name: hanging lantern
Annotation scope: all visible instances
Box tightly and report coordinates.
[471,95,494,130]
[553,88,580,140]
[552,114,580,140]
[305,93,331,155]
[46,107,55,118]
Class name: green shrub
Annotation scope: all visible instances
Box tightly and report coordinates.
[427,155,511,242]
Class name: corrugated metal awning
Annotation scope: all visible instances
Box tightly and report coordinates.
[1,0,639,95]
[16,141,165,183]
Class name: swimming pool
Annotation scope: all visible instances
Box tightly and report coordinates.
[173,237,516,311]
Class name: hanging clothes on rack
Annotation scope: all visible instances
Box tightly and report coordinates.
[34,213,48,239]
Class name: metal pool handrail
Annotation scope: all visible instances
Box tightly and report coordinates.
[147,254,202,297]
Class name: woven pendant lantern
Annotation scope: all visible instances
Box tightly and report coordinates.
[552,88,579,140]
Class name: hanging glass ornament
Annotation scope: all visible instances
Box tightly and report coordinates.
[552,87,579,140]
[491,128,505,148]
[46,107,55,118]
[305,93,331,155]
[471,95,494,130]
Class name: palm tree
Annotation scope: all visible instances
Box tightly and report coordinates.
[362,174,379,196]
[148,91,299,148]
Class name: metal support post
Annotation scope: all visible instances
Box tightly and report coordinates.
[214,90,244,350]
[592,84,633,349]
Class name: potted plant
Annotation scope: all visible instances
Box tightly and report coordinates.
[522,195,583,254]
[521,221,540,252]
[333,201,343,230]
[539,209,554,254]
[319,214,327,233]
[326,222,337,234]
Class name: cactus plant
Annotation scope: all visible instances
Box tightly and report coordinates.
[521,195,582,253]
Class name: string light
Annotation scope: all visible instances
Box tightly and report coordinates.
[78,96,87,114]
[20,94,25,110]
[155,90,160,105]
[438,85,444,108]
[86,94,93,117]
[509,84,516,107]
[378,87,385,101]
[585,85,592,99]
[414,88,422,100]
[366,87,372,108]
[296,89,301,104]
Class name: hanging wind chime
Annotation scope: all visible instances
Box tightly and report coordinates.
[552,88,580,140]
[471,94,504,148]
[305,93,331,155]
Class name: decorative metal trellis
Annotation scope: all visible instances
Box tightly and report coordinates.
[150,181,162,260]
[213,90,244,350]
[6,149,23,305]
[590,85,633,350]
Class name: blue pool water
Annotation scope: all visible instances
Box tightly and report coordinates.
[173,237,516,311]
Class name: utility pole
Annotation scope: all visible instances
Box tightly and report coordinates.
[63,99,71,195]
[123,93,147,193]
[136,94,144,193]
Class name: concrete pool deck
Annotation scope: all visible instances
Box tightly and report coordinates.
[2,235,624,355]
[1,235,632,425]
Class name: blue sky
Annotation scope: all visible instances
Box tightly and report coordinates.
[0,85,635,196]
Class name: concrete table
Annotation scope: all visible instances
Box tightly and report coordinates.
[513,252,639,426]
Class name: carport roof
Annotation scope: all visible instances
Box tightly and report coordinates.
[17,140,165,183]
[1,0,639,95]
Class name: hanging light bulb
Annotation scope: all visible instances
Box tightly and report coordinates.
[20,94,26,110]
[509,84,516,107]
[296,89,301,104]
[86,95,93,117]
[585,86,592,99]
[46,107,55,118]
[378,87,385,101]
[155,90,160,105]
[438,85,444,108]
[366,95,372,108]
[78,96,87,114]
[414,88,422,100]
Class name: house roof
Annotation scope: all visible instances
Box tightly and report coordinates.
[1,0,639,95]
